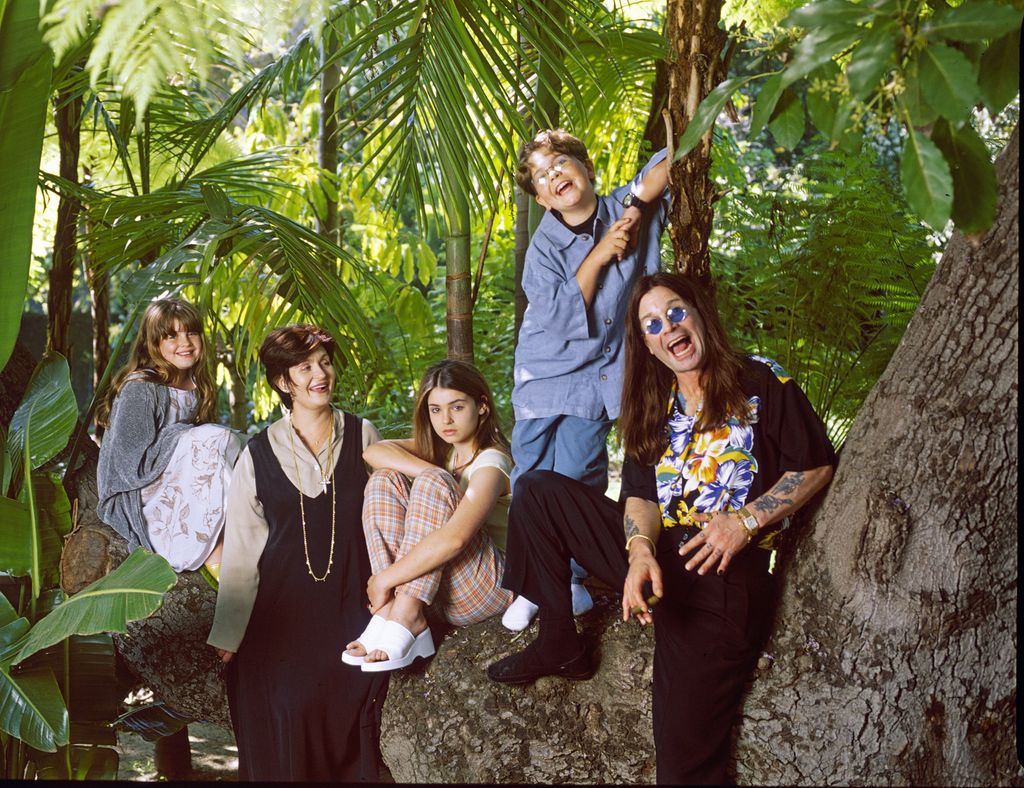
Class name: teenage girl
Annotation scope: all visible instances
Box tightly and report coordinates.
[343,359,513,672]
[97,298,241,576]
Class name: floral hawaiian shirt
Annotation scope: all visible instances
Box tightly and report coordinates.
[620,356,836,551]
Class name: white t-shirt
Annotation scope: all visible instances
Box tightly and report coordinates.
[447,447,511,552]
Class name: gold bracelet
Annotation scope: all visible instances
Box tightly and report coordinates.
[625,533,656,553]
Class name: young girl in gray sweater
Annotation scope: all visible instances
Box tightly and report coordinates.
[96,299,241,577]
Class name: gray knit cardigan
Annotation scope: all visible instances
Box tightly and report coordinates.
[96,378,194,551]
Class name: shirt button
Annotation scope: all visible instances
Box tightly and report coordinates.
[604,318,612,325]
[601,374,608,381]
[598,284,603,290]
[582,235,590,240]
[604,346,611,353]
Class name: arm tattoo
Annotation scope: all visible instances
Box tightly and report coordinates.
[752,494,788,514]
[752,472,807,515]
[774,471,805,495]
[623,514,639,540]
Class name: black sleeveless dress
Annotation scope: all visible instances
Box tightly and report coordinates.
[226,412,389,781]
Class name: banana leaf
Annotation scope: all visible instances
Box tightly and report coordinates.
[0,666,68,753]
[5,353,78,484]
[0,0,52,371]
[10,550,176,667]
[0,496,31,577]
[31,745,119,780]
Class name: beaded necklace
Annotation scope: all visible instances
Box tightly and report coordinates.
[286,409,336,582]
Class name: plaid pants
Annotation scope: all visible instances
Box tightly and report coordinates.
[362,468,513,626]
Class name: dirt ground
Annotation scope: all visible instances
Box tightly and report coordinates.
[115,723,239,782]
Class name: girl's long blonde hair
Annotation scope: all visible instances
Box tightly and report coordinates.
[96,299,218,427]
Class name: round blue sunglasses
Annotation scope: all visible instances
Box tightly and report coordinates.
[642,306,688,335]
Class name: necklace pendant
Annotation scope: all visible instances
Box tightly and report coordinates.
[321,478,328,494]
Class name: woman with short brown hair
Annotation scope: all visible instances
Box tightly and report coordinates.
[208,324,387,781]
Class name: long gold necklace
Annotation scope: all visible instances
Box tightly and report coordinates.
[286,409,336,582]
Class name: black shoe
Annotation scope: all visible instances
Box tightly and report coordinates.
[487,640,594,684]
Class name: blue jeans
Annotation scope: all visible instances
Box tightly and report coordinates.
[510,414,614,585]
[510,414,614,494]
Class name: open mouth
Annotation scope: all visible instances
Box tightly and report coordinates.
[667,333,693,359]
[310,383,330,393]
[555,181,572,196]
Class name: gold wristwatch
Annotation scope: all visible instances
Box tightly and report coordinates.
[736,506,759,544]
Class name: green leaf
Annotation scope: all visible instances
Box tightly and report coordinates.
[12,549,176,666]
[33,745,119,780]
[6,353,78,474]
[0,0,53,371]
[0,592,20,628]
[768,89,806,150]
[901,62,939,126]
[781,25,865,87]
[27,472,72,589]
[200,182,233,221]
[674,75,758,159]
[750,73,785,137]
[978,29,1020,116]
[931,118,997,234]
[916,44,981,123]
[23,407,41,602]
[0,495,31,576]
[0,665,68,751]
[900,126,953,229]
[846,24,898,99]
[394,286,433,339]
[784,0,876,29]
[923,0,1023,42]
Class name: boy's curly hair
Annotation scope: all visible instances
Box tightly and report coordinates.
[515,129,592,196]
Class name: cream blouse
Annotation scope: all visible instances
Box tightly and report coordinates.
[448,447,511,552]
[207,410,379,653]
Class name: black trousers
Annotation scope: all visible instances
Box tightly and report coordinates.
[502,470,777,785]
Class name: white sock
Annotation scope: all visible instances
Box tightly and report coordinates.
[501,595,539,632]
[571,583,593,617]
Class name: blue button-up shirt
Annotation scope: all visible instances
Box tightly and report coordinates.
[512,149,670,421]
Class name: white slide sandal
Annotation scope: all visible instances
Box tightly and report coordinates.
[341,615,388,665]
[360,620,435,672]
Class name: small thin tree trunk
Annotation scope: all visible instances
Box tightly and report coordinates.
[227,356,247,431]
[48,86,83,356]
[443,181,473,362]
[83,207,110,434]
[513,188,531,340]
[665,0,728,283]
[512,0,563,349]
[317,24,341,249]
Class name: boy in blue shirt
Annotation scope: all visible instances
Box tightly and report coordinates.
[503,129,670,630]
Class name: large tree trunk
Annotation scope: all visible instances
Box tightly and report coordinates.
[47,86,82,356]
[664,0,728,282]
[734,126,1021,785]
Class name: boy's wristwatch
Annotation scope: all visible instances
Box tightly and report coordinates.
[622,192,649,211]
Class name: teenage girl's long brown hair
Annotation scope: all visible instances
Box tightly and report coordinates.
[96,299,218,427]
[620,272,750,465]
[412,360,509,468]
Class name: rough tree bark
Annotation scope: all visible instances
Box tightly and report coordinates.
[664,0,728,283]
[732,126,1021,786]
[47,85,82,356]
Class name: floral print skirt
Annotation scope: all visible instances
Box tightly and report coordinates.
[141,424,242,571]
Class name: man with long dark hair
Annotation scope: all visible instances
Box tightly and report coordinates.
[488,272,837,784]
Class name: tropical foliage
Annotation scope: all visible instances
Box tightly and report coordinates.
[677,0,1022,233]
